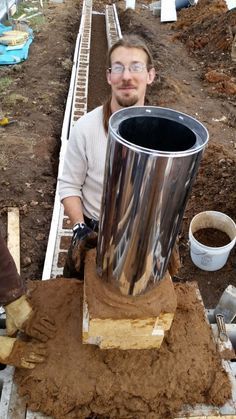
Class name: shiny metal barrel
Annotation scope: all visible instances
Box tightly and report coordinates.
[96,106,208,296]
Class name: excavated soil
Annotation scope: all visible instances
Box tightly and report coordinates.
[15,278,232,419]
[193,228,231,247]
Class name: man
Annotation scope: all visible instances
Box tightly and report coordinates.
[59,34,180,278]
[59,34,156,277]
[0,232,55,368]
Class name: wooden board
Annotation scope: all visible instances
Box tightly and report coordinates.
[83,296,174,349]
[7,207,20,274]
[82,257,176,349]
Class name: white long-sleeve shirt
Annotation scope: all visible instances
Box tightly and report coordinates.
[58,106,107,220]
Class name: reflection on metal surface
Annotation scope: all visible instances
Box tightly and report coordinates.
[97,106,208,296]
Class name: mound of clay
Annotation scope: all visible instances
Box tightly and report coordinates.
[15,278,231,419]
[174,0,228,31]
[173,0,236,96]
[175,5,235,60]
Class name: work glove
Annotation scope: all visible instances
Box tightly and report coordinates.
[4,295,56,342]
[0,336,47,369]
[63,222,98,279]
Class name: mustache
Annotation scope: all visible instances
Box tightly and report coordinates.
[119,82,136,88]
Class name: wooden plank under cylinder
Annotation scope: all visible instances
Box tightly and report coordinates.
[82,249,177,350]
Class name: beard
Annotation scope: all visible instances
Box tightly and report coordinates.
[115,92,139,108]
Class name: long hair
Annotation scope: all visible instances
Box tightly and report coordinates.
[103,95,112,134]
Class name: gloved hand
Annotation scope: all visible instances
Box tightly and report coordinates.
[63,222,98,279]
[0,336,47,369]
[4,295,56,342]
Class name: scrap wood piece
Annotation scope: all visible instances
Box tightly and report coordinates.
[7,207,20,274]
[25,12,43,21]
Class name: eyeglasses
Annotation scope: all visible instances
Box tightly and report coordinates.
[108,62,147,74]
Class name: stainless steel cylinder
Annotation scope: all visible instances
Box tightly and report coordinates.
[96,106,208,296]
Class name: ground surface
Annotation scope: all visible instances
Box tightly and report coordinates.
[0,0,235,307]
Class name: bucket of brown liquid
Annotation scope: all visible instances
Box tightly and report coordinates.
[189,211,236,271]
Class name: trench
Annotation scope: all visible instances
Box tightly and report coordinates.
[87,13,110,111]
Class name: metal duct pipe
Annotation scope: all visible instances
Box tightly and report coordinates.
[96,106,208,296]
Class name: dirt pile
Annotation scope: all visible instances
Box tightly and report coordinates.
[15,278,232,419]
[179,143,236,306]
[185,144,236,222]
[174,0,228,30]
[173,0,236,96]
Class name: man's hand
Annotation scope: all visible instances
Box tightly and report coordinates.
[5,295,56,342]
[64,222,98,278]
[20,311,56,343]
[72,222,98,271]
[0,336,47,369]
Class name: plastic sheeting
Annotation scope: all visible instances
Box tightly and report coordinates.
[0,23,34,65]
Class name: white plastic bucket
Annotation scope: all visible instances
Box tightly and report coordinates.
[189,211,236,271]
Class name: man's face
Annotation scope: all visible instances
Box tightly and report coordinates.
[107,46,155,111]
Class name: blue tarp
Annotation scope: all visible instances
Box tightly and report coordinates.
[0,23,34,65]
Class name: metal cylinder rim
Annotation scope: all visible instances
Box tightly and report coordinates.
[109,105,209,157]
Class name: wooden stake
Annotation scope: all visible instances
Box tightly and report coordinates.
[7,207,20,274]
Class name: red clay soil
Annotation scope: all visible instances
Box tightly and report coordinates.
[15,278,232,419]
[173,2,236,97]
[193,228,231,247]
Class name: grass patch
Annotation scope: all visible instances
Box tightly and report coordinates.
[28,14,46,31]
[3,93,29,106]
[13,1,40,18]
[0,77,13,93]
[10,1,47,31]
